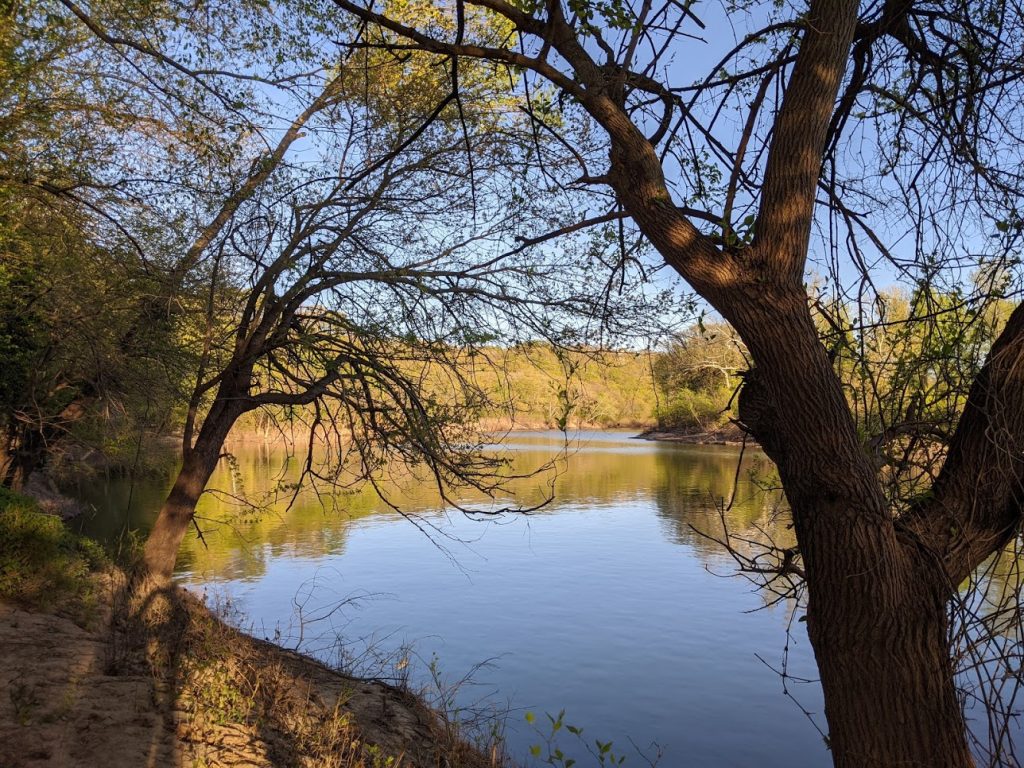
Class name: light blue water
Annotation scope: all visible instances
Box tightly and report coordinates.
[77,431,829,766]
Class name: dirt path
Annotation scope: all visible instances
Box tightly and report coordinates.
[0,600,179,768]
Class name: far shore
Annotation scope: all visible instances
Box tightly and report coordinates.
[220,420,659,444]
[22,423,756,519]
[634,423,757,448]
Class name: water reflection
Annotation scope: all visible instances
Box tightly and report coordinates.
[76,430,831,767]
[78,432,790,581]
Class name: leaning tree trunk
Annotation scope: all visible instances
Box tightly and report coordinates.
[142,399,242,583]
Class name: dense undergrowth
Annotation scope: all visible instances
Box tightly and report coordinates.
[0,487,109,624]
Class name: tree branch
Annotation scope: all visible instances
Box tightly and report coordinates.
[902,302,1024,584]
[752,0,859,283]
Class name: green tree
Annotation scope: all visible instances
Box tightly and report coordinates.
[652,322,745,431]
[25,0,659,581]
[0,0,200,488]
[0,189,184,488]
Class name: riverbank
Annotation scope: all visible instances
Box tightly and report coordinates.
[223,417,659,446]
[0,493,506,768]
[636,422,755,447]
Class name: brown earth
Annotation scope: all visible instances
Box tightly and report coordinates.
[636,422,756,447]
[0,573,503,768]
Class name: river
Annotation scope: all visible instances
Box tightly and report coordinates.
[75,430,830,767]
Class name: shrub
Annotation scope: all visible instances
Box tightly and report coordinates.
[658,388,728,432]
[0,488,107,623]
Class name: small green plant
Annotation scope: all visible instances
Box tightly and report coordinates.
[363,743,399,768]
[192,664,251,725]
[9,679,40,725]
[526,709,647,767]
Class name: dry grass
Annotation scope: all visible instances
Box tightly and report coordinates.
[127,578,514,768]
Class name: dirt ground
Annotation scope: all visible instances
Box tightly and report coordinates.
[0,577,499,768]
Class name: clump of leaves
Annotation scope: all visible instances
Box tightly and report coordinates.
[526,709,658,767]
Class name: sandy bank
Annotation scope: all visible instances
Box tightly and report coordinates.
[0,571,503,768]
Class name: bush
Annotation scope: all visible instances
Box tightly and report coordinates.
[0,488,108,622]
[658,387,728,432]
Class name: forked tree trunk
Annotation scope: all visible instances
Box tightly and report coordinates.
[142,401,241,582]
[732,293,974,767]
[214,0,1024,761]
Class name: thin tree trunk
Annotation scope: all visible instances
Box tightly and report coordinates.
[2,426,45,491]
[142,402,240,582]
[1,398,93,491]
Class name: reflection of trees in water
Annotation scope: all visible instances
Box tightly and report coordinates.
[953,544,1024,751]
[185,441,681,578]
[650,447,790,555]
[183,442,679,573]
[81,440,795,582]
[651,448,806,623]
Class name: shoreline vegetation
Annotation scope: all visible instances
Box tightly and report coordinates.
[635,422,754,447]
[0,490,509,768]
[11,336,750,521]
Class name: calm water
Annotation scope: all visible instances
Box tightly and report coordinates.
[75,431,830,766]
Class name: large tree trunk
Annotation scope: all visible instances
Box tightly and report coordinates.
[800,501,972,766]
[731,290,974,767]
[808,577,970,767]
[142,400,241,582]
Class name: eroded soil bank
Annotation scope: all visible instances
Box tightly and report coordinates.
[636,422,754,446]
[0,496,503,768]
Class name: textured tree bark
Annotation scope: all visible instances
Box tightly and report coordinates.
[729,289,974,767]
[585,0,984,750]
[593,0,980,758]
[901,301,1024,585]
[142,399,242,583]
[808,575,971,767]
